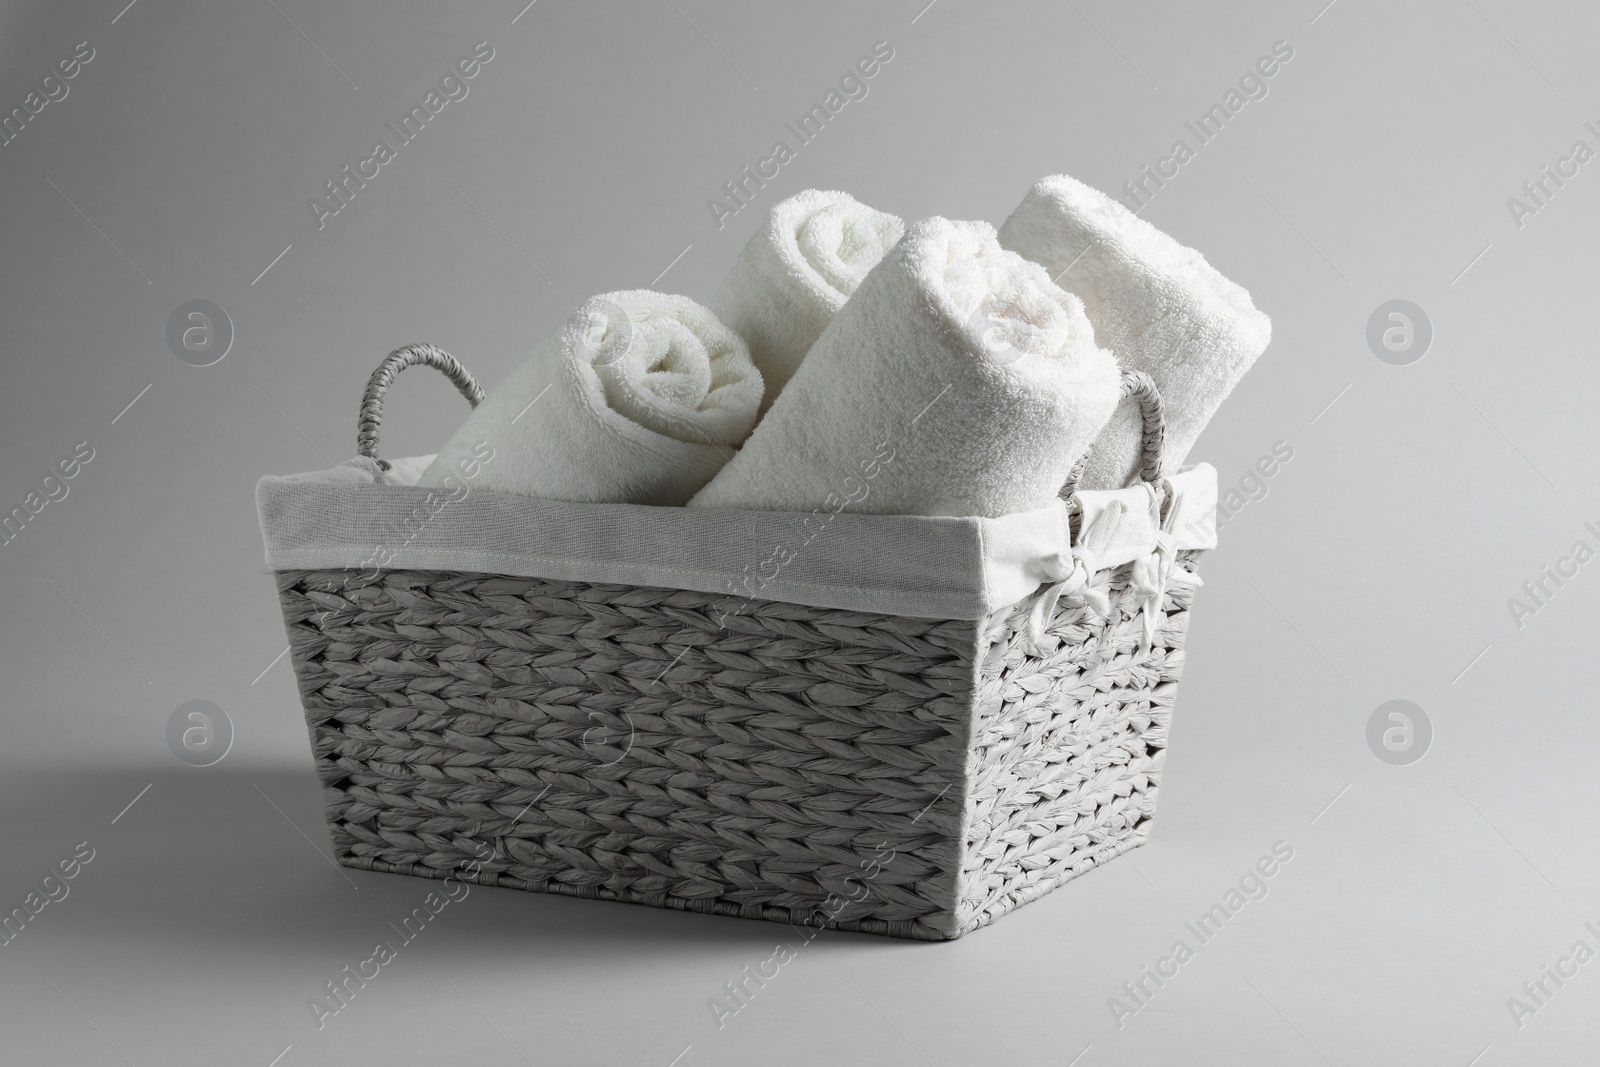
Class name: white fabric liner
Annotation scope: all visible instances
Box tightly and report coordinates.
[257,456,1216,621]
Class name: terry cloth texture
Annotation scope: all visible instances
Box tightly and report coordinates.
[418,291,763,506]
[689,216,1122,518]
[713,189,904,414]
[998,174,1271,489]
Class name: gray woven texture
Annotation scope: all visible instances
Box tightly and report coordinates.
[357,344,483,471]
[274,551,1198,940]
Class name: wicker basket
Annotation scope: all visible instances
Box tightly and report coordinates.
[265,345,1209,941]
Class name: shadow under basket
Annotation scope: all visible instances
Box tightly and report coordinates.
[274,555,1197,942]
[263,345,1210,940]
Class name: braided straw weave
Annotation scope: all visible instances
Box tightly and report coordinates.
[274,553,1197,940]
[271,353,1201,939]
[357,344,484,471]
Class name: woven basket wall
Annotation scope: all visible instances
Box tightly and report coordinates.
[273,552,1198,941]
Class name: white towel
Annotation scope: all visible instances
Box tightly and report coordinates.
[688,217,1121,518]
[998,174,1271,489]
[713,189,904,413]
[418,291,763,506]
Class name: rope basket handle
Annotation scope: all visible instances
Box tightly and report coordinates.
[357,343,484,471]
[1061,369,1167,496]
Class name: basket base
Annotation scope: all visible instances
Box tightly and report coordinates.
[334,819,1155,942]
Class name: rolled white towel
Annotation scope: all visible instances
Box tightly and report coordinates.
[998,174,1271,489]
[418,291,763,506]
[713,189,904,413]
[689,217,1121,518]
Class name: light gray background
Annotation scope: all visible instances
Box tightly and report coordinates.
[1,0,1596,1063]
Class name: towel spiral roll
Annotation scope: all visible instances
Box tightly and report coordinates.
[418,290,763,505]
[690,217,1121,518]
[713,189,904,413]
